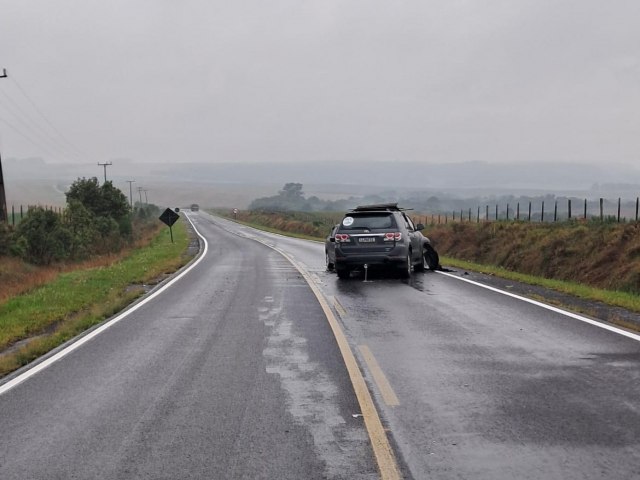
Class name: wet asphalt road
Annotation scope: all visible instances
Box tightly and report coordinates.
[0,212,376,480]
[2,211,640,480]
[213,214,640,480]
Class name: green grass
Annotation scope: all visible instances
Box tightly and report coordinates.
[0,220,192,376]
[442,256,640,313]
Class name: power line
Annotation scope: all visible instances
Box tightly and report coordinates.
[8,74,87,159]
[0,115,70,162]
[0,95,78,162]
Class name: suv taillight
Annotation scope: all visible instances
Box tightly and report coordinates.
[383,232,402,242]
[335,234,351,243]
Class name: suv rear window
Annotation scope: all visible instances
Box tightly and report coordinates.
[339,213,397,230]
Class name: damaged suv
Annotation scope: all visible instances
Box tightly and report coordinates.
[328,203,439,279]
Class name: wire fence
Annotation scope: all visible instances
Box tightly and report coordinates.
[415,197,640,226]
[5,204,65,226]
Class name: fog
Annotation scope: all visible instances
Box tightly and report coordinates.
[1,1,639,169]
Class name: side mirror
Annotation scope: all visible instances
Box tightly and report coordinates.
[329,237,336,243]
[416,223,424,230]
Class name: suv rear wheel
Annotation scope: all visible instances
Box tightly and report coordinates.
[399,253,411,278]
[326,252,334,271]
[414,249,426,272]
[336,265,350,279]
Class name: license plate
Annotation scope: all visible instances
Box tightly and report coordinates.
[358,237,376,243]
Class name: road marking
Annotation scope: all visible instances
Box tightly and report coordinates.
[0,213,209,396]
[333,297,347,319]
[437,271,640,343]
[245,239,402,480]
[359,345,400,407]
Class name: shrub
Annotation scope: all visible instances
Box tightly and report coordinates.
[0,222,13,255]
[14,208,71,265]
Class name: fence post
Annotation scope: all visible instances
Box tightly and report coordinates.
[495,205,498,221]
[506,204,509,221]
[541,201,545,222]
[584,199,587,220]
[468,208,471,222]
[568,199,572,219]
[636,197,639,222]
[477,206,480,223]
[600,198,604,221]
[554,201,558,222]
[516,203,520,221]
[528,202,531,221]
[460,209,463,222]
[618,198,621,223]
[486,205,489,222]
[453,211,456,222]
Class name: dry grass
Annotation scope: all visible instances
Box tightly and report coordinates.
[0,222,161,306]
[0,221,189,377]
[430,221,640,294]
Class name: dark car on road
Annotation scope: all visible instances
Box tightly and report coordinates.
[326,203,439,279]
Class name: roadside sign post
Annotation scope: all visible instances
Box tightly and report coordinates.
[159,208,180,243]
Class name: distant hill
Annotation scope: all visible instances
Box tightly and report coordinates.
[3,157,639,209]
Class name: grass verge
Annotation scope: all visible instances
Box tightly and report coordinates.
[442,256,640,313]
[0,220,192,377]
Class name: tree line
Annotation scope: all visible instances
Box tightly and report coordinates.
[0,177,160,264]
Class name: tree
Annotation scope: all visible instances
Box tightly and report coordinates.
[279,183,304,199]
[66,177,131,236]
[13,208,71,265]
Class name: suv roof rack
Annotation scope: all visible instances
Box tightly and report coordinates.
[350,203,412,212]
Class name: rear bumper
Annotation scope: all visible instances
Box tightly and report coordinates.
[334,251,408,269]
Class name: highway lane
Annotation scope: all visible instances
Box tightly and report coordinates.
[210,213,640,480]
[0,213,378,479]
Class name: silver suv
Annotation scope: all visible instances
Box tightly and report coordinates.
[329,203,439,279]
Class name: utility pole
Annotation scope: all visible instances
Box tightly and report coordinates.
[137,186,143,205]
[126,180,135,209]
[143,189,148,204]
[0,68,8,223]
[97,161,112,183]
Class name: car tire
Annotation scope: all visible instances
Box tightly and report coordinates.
[425,244,440,271]
[336,266,350,279]
[326,252,334,271]
[414,249,426,272]
[399,253,411,278]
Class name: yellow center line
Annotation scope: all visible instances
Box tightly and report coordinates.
[272,248,402,480]
[358,345,400,407]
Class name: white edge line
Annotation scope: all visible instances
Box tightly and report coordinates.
[436,270,640,342]
[0,213,208,396]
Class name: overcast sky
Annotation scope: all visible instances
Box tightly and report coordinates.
[1,0,639,167]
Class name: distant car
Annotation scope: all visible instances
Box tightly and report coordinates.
[325,224,339,271]
[330,203,439,279]
[190,204,199,211]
